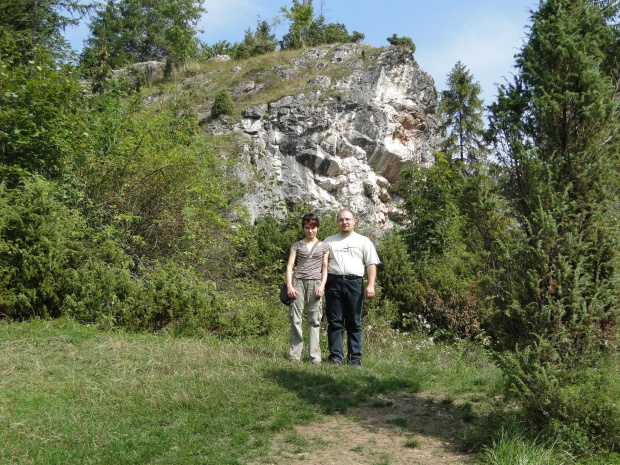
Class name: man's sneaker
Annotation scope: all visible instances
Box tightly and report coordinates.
[329,357,343,366]
[349,361,362,370]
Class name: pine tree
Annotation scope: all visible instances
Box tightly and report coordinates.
[81,0,205,71]
[0,0,93,62]
[491,0,620,392]
[439,61,487,163]
[484,2,620,444]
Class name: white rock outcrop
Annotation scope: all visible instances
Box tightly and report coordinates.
[234,44,441,228]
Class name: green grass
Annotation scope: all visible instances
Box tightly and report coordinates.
[0,318,509,464]
[403,437,421,449]
[476,428,572,465]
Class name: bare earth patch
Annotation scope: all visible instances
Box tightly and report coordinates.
[254,392,475,464]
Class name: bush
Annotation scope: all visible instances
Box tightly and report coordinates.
[501,349,620,453]
[0,178,80,319]
[211,90,234,118]
[386,34,416,53]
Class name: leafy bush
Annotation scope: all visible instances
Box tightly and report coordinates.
[501,349,620,453]
[0,178,81,319]
[386,34,416,53]
[0,51,87,179]
[211,90,234,118]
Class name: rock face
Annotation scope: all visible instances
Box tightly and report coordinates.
[233,44,441,228]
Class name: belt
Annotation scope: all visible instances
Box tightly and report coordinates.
[328,273,362,280]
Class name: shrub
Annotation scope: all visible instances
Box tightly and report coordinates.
[386,34,416,53]
[501,349,620,453]
[211,90,234,118]
[0,178,80,319]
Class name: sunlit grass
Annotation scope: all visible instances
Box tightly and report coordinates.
[0,318,507,464]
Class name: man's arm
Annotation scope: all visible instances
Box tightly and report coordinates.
[365,264,377,298]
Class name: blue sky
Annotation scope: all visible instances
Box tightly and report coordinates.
[64,0,539,105]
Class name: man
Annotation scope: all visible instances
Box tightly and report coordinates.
[323,209,380,368]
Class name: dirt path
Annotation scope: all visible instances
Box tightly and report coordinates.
[255,392,476,465]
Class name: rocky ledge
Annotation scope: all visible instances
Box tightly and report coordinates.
[232,44,441,228]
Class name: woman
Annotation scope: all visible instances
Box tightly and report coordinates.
[285,213,330,364]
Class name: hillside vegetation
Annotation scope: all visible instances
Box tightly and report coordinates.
[1,0,620,463]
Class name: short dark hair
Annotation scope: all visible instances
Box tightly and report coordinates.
[302,212,320,228]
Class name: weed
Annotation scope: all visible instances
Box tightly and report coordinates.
[404,437,421,449]
[386,417,408,428]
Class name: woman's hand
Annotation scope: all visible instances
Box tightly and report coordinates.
[287,286,299,299]
[315,286,324,298]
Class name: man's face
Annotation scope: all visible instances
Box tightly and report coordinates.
[337,211,356,234]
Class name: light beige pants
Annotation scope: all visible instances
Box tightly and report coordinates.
[288,278,323,363]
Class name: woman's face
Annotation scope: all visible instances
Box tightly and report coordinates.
[303,223,318,240]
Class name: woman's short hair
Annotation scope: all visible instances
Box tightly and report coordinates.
[302,212,320,228]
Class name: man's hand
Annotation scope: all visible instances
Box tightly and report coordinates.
[365,264,377,299]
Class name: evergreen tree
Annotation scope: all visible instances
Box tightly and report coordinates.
[439,61,488,163]
[80,0,205,71]
[0,0,93,62]
[487,0,620,440]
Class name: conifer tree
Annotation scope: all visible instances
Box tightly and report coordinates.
[488,0,620,381]
[439,61,487,163]
[81,0,205,71]
[0,0,93,62]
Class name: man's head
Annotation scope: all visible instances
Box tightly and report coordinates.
[336,209,356,236]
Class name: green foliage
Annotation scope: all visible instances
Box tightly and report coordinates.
[501,351,620,453]
[279,1,364,49]
[302,16,365,47]
[0,0,93,63]
[0,178,80,319]
[280,0,315,49]
[83,93,242,261]
[0,52,88,179]
[198,39,236,60]
[383,160,477,336]
[234,20,279,59]
[439,61,488,163]
[376,232,418,327]
[386,34,416,53]
[486,0,620,450]
[211,90,235,118]
[399,154,463,258]
[488,0,620,361]
[80,0,205,72]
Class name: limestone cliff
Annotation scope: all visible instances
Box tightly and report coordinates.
[229,44,441,228]
[134,44,441,228]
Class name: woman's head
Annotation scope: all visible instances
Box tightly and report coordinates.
[301,213,320,229]
[302,213,320,240]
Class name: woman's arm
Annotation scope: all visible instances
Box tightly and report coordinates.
[316,251,329,298]
[286,248,299,299]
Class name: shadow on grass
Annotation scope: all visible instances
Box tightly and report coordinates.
[266,365,481,456]
[266,365,421,414]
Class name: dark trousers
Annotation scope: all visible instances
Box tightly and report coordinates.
[325,274,364,364]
